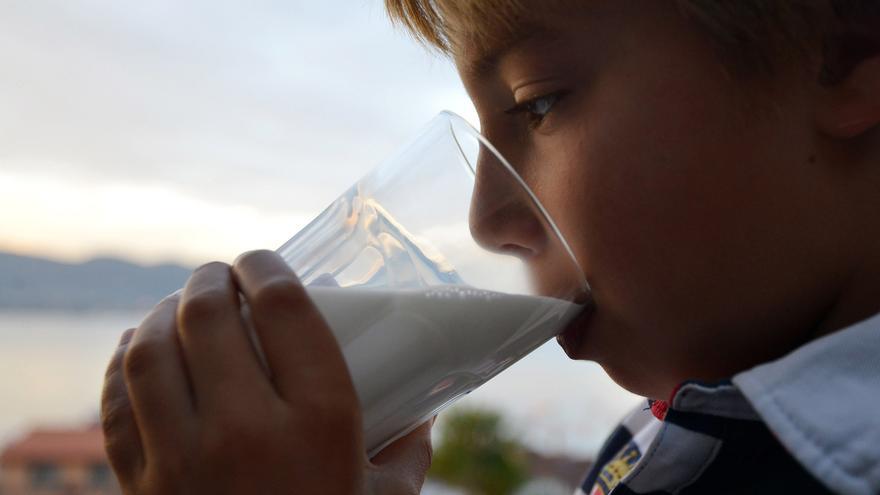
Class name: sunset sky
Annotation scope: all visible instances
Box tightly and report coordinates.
[0,1,478,267]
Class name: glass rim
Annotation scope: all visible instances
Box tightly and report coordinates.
[440,109,591,296]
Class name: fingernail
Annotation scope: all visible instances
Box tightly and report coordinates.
[119,328,136,346]
[160,289,183,304]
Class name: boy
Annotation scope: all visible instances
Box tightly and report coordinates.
[100,1,880,494]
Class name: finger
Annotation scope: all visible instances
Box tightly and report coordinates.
[369,420,434,491]
[124,295,194,455]
[101,329,143,484]
[176,262,271,410]
[231,250,356,404]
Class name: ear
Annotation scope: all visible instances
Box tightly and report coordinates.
[816,55,880,139]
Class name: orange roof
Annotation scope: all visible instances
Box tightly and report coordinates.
[0,424,108,465]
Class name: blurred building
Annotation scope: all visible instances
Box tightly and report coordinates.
[0,425,120,495]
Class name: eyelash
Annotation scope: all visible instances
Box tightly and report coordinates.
[505,91,569,130]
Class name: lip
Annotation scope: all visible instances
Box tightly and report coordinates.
[556,303,595,359]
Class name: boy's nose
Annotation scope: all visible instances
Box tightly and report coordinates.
[468,148,549,259]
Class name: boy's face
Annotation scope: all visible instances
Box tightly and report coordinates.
[459,2,849,398]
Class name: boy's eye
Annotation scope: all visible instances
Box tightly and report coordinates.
[505,91,568,130]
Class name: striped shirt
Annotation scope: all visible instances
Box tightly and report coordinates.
[576,311,880,495]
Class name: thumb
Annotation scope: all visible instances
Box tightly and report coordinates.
[368,418,434,494]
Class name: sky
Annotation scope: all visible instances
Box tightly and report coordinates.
[0,0,479,266]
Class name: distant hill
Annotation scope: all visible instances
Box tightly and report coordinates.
[0,251,192,310]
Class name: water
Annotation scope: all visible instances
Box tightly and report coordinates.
[0,310,142,446]
[0,309,640,459]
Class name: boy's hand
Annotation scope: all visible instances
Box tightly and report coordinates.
[100,250,432,495]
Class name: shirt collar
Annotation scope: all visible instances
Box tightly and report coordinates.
[732,311,880,495]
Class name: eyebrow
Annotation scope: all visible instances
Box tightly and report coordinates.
[460,26,557,78]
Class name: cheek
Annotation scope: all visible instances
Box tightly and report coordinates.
[542,75,770,329]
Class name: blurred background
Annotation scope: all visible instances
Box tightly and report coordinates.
[0,1,640,493]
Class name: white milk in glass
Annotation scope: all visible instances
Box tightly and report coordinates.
[303,285,580,456]
[268,185,584,455]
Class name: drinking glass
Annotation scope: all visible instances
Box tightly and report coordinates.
[267,111,589,455]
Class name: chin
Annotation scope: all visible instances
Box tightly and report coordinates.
[556,303,595,360]
[600,364,660,400]
[555,308,675,400]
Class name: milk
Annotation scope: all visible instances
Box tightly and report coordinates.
[303,285,581,456]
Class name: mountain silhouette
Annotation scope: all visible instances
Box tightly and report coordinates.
[0,251,192,310]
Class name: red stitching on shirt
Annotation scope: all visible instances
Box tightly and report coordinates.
[650,383,686,420]
[650,400,669,420]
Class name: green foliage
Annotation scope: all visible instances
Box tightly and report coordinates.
[428,407,529,495]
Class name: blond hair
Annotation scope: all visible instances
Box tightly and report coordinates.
[384,0,880,83]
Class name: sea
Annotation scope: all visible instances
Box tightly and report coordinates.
[0,309,641,460]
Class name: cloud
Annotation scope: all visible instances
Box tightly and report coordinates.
[0,1,477,262]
